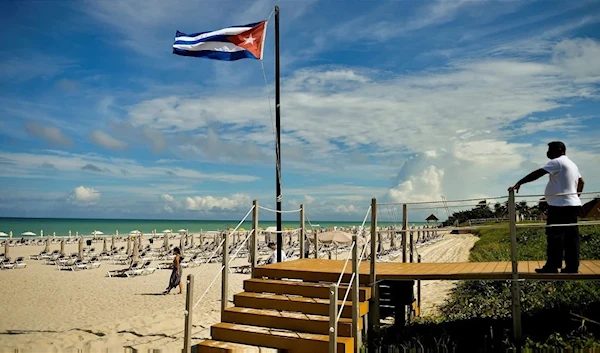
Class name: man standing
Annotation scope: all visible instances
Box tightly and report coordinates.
[267,241,287,264]
[509,141,584,273]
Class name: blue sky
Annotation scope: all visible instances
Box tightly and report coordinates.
[1,0,599,221]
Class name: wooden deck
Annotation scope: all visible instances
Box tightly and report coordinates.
[255,259,600,283]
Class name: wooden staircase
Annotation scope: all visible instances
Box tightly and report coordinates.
[194,266,371,353]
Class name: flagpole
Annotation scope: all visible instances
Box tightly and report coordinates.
[274,5,283,263]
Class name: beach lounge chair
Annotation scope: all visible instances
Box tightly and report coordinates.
[0,259,15,269]
[87,257,101,269]
[29,251,47,260]
[107,262,138,277]
[14,257,27,269]
[125,261,155,277]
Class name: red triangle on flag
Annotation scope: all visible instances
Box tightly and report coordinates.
[227,21,267,60]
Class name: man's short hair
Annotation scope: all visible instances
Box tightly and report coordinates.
[268,242,276,247]
[548,141,566,153]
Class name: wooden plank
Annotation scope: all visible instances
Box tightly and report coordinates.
[578,261,594,275]
[480,262,498,275]
[583,260,600,274]
[243,278,371,301]
[211,323,353,353]
[233,292,369,318]
[222,307,357,337]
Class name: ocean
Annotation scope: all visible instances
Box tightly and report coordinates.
[0,217,429,237]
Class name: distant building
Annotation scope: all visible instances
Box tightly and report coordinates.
[425,214,439,223]
[581,198,600,219]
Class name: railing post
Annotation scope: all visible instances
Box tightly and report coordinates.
[329,284,338,353]
[368,198,379,352]
[409,226,414,263]
[300,204,306,259]
[508,189,522,349]
[352,234,360,353]
[402,204,408,262]
[251,201,259,278]
[417,255,421,317]
[221,230,230,319]
[314,225,319,259]
[183,274,194,353]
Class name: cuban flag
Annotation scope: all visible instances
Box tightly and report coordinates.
[173,21,267,61]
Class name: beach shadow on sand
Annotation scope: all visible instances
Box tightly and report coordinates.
[137,292,168,296]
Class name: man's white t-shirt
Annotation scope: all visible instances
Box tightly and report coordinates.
[542,155,582,207]
[269,250,287,264]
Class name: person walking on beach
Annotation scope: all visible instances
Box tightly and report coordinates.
[508,141,584,274]
[164,247,183,294]
[267,242,286,264]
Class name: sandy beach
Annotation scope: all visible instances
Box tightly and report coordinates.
[0,232,476,352]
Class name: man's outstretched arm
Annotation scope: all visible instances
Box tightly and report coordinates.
[509,168,548,193]
[577,177,585,197]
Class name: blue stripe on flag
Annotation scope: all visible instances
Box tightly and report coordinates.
[172,48,258,61]
[175,22,262,39]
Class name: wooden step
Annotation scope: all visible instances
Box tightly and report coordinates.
[254,262,371,285]
[244,278,371,301]
[211,322,353,353]
[223,307,361,337]
[233,292,369,319]
[194,339,278,353]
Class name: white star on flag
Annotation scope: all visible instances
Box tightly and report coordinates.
[243,34,255,45]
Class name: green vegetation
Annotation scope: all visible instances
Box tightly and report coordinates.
[380,215,600,352]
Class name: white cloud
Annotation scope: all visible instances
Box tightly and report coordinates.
[24,121,72,147]
[0,150,259,183]
[161,193,176,203]
[553,38,600,82]
[68,186,101,204]
[185,194,251,212]
[160,193,252,213]
[387,166,445,204]
[89,130,128,151]
[127,57,596,165]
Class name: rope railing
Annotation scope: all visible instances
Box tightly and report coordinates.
[378,190,599,207]
[228,229,254,265]
[257,205,302,213]
[337,272,356,323]
[192,264,225,310]
[335,242,355,288]
[192,228,257,311]
[261,227,302,234]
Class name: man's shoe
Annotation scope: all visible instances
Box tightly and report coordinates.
[535,267,558,273]
[561,268,578,274]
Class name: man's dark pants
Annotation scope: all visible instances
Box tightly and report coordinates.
[545,205,581,271]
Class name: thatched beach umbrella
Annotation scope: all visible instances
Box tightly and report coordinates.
[190,233,194,248]
[44,237,50,253]
[60,239,65,256]
[126,237,131,255]
[78,237,83,259]
[111,236,115,251]
[4,240,9,260]
[163,234,169,252]
[179,236,184,255]
[103,237,107,253]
